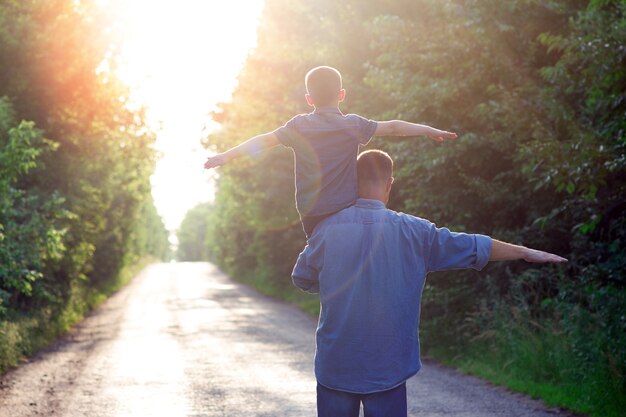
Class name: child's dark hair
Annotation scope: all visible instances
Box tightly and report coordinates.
[305,66,342,107]
[357,150,393,185]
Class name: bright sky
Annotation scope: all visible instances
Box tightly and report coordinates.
[108,0,265,230]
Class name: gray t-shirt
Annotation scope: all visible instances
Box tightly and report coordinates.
[273,107,377,217]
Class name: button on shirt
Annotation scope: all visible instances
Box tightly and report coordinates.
[292,199,492,394]
[273,107,377,216]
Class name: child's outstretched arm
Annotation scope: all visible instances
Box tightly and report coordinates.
[374,120,457,142]
[204,132,279,169]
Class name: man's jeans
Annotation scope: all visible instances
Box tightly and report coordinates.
[316,382,407,417]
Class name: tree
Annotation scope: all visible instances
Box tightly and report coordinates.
[202,0,625,414]
[0,97,66,316]
[0,0,169,370]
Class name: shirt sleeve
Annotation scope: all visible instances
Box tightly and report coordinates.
[424,222,492,272]
[291,232,324,294]
[273,115,300,148]
[348,114,378,145]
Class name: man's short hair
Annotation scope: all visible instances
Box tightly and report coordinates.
[357,150,393,185]
[305,66,342,106]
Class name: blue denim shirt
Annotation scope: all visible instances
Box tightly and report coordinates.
[292,198,492,393]
[273,107,377,216]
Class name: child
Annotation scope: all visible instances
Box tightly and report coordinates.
[204,66,457,237]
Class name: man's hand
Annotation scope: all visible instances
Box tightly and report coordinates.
[204,153,230,170]
[428,129,458,143]
[522,248,568,264]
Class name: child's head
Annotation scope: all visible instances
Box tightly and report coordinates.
[305,66,345,107]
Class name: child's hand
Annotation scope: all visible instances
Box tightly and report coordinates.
[430,130,458,142]
[204,153,229,169]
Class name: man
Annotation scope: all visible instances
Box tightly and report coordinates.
[292,149,567,417]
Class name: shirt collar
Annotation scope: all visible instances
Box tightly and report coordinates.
[313,106,343,115]
[355,198,386,209]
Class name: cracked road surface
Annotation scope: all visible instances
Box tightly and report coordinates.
[0,263,577,416]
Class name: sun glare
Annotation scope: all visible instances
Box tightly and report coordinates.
[104,0,265,230]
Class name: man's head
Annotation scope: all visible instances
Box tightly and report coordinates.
[305,66,346,107]
[357,150,394,204]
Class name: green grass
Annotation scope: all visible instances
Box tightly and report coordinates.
[0,256,156,374]
[423,321,626,417]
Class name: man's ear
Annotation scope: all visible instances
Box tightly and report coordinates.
[305,94,315,107]
[338,89,346,103]
[386,176,394,192]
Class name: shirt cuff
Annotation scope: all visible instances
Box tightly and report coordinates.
[473,235,492,270]
[272,126,291,147]
[292,275,320,294]
[360,120,378,145]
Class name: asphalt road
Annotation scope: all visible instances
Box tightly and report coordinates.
[0,262,578,417]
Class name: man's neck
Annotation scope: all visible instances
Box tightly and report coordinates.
[358,193,387,205]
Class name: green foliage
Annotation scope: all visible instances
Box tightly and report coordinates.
[0,97,67,315]
[0,0,169,372]
[195,0,625,415]
[132,199,171,262]
[177,203,213,262]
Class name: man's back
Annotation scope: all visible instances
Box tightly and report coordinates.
[293,198,491,394]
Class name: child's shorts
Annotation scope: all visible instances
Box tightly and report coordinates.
[301,204,355,238]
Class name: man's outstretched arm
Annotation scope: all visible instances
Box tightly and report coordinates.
[374,120,457,142]
[204,132,279,169]
[490,239,568,263]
